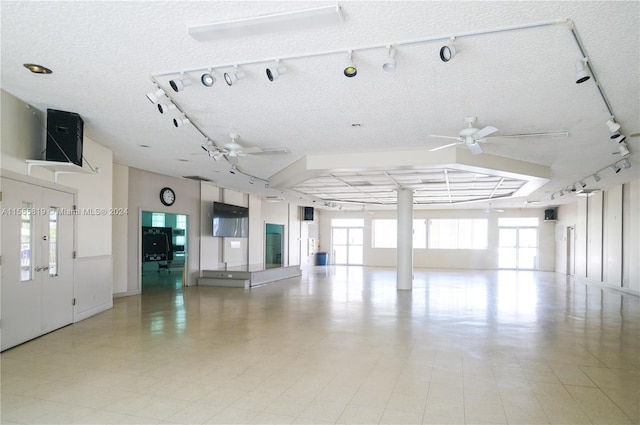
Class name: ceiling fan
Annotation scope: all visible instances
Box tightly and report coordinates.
[218,133,290,164]
[429,116,569,155]
[485,203,504,213]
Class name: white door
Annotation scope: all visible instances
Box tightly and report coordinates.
[1,178,75,351]
[331,227,363,265]
[498,227,538,270]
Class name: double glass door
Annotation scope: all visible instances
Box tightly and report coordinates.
[498,227,538,269]
[1,178,75,351]
[331,227,363,265]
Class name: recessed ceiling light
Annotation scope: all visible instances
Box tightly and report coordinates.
[23,63,52,74]
[178,159,190,162]
[351,123,363,127]
[138,144,151,148]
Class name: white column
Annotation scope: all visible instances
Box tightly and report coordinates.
[397,188,413,290]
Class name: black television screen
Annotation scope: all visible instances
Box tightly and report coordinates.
[213,202,249,237]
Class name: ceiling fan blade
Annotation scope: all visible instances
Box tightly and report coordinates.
[225,155,239,165]
[467,142,484,155]
[429,142,461,152]
[474,126,498,140]
[486,131,569,139]
[249,148,291,155]
[428,135,462,141]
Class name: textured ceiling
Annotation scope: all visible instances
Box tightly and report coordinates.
[1,1,638,210]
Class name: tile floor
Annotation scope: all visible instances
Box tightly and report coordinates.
[1,267,639,425]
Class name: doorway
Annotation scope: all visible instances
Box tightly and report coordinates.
[265,223,284,268]
[1,178,75,351]
[331,227,364,265]
[141,211,187,292]
[567,226,575,276]
[498,227,539,269]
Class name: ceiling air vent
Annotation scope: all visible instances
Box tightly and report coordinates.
[183,175,212,182]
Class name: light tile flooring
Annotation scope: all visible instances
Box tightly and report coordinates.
[1,267,639,425]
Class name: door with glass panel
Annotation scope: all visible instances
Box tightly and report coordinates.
[498,227,538,269]
[331,227,364,265]
[1,178,75,351]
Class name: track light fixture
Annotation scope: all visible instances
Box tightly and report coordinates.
[266,60,288,82]
[605,119,621,139]
[249,176,255,184]
[578,181,587,189]
[619,143,630,157]
[613,134,627,144]
[201,140,214,151]
[201,70,216,87]
[382,46,396,72]
[575,58,590,84]
[551,193,555,200]
[343,51,357,77]
[146,88,166,104]
[230,164,237,174]
[592,173,601,182]
[610,164,621,174]
[440,37,458,62]
[622,158,631,169]
[169,75,192,92]
[224,66,245,86]
[173,117,190,127]
[157,103,177,114]
[209,150,223,161]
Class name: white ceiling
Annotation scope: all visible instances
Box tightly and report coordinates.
[1,1,638,210]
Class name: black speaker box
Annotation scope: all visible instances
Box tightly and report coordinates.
[303,206,314,221]
[46,109,83,166]
[544,208,557,221]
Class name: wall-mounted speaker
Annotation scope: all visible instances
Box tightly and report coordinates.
[544,208,557,221]
[46,109,83,166]
[303,206,314,221]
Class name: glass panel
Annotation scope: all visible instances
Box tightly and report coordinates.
[348,246,363,264]
[333,228,347,245]
[518,248,537,269]
[333,245,348,264]
[49,207,59,276]
[499,229,517,247]
[372,219,396,248]
[498,217,539,227]
[519,228,538,248]
[498,247,517,269]
[413,219,427,249]
[151,212,165,227]
[20,202,34,281]
[348,228,363,245]
[331,218,364,227]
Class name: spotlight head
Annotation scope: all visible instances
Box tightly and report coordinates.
[619,143,630,157]
[575,59,590,84]
[439,44,456,62]
[173,117,189,127]
[344,52,357,78]
[266,62,288,82]
[551,193,555,200]
[579,181,587,189]
[157,103,177,114]
[146,88,165,104]
[592,173,601,182]
[613,134,627,144]
[605,119,621,138]
[230,164,237,174]
[610,164,621,174]
[224,67,245,86]
[201,72,216,87]
[382,47,397,72]
[622,158,631,169]
[169,77,192,92]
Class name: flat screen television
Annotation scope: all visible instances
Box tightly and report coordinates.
[213,202,249,237]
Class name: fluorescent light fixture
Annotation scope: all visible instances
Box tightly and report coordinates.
[188,5,344,41]
[382,46,397,72]
[575,58,590,84]
[146,88,166,104]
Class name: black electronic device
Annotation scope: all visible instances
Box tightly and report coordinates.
[212,202,249,237]
[45,109,83,166]
[303,206,314,221]
[544,208,557,221]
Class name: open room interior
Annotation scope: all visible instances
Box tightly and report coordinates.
[1,1,639,424]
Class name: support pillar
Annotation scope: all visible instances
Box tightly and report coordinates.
[397,188,413,290]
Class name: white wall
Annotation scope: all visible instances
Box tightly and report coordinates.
[1,89,114,318]
[112,163,129,295]
[557,179,640,294]
[319,207,555,271]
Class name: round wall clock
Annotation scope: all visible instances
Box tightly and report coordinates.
[159,187,175,206]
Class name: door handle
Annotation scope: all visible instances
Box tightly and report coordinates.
[35,266,42,272]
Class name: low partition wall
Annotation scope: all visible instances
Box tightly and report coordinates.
[199,264,301,288]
